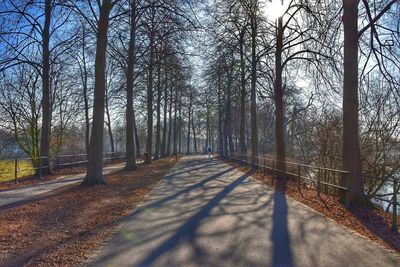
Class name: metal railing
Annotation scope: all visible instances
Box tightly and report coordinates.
[226,152,399,233]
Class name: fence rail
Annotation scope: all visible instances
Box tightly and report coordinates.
[0,150,189,184]
[227,152,399,233]
[0,151,129,184]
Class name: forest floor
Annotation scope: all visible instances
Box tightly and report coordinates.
[0,156,179,267]
[221,158,400,254]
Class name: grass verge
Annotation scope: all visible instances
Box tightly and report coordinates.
[0,160,35,183]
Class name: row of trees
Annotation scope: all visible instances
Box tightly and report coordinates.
[201,0,400,206]
[1,0,399,207]
[0,0,202,184]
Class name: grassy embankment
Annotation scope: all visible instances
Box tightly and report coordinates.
[0,160,35,183]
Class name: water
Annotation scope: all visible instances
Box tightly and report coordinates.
[372,180,398,214]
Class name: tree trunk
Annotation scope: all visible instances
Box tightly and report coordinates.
[250,12,258,165]
[341,0,365,206]
[81,26,90,155]
[167,87,173,155]
[192,117,197,153]
[239,27,247,155]
[226,57,235,156]
[161,71,168,157]
[173,88,178,155]
[205,94,210,150]
[275,16,286,179]
[217,66,224,155]
[105,90,115,160]
[187,88,192,154]
[154,52,162,160]
[125,0,137,170]
[39,0,52,176]
[145,24,155,164]
[133,109,140,156]
[82,0,112,186]
[178,99,182,154]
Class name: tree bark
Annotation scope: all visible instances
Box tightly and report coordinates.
[250,11,258,165]
[39,0,52,176]
[341,0,365,206]
[205,94,210,150]
[145,21,155,164]
[226,57,235,156]
[275,16,286,179]
[167,86,173,155]
[239,27,247,155]
[173,88,178,155]
[125,0,137,170]
[192,118,197,153]
[187,88,192,154]
[217,65,224,155]
[82,0,112,186]
[161,70,168,157]
[133,109,140,156]
[105,90,115,160]
[154,52,162,160]
[81,26,90,155]
[178,99,182,154]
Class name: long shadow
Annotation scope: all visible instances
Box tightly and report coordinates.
[88,163,239,266]
[351,206,400,252]
[136,171,253,267]
[271,180,294,267]
[167,160,220,177]
[133,166,237,215]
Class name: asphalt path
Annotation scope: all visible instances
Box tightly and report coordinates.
[0,163,124,210]
[87,155,400,267]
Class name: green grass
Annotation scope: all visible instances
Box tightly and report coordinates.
[0,159,35,183]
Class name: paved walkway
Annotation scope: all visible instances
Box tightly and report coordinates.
[0,163,124,210]
[88,155,399,267]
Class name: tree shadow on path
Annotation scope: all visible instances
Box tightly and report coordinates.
[136,170,253,267]
[271,179,294,267]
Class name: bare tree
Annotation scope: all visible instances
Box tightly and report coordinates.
[82,0,115,186]
[125,0,138,170]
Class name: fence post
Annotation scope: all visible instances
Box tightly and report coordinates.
[272,160,275,179]
[345,172,350,208]
[56,156,60,171]
[39,158,42,179]
[392,180,398,233]
[317,167,321,197]
[297,164,301,192]
[70,155,73,173]
[263,159,266,176]
[14,159,18,184]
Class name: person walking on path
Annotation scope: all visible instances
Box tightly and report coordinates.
[207,146,212,158]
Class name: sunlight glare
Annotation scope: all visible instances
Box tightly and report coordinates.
[262,0,290,21]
